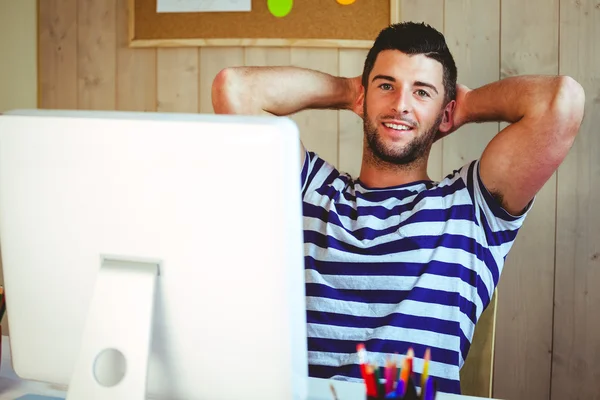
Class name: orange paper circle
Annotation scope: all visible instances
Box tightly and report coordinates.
[336,0,356,4]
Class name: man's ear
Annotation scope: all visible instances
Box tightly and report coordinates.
[437,100,456,134]
[353,85,365,118]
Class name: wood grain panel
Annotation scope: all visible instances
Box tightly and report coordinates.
[38,0,78,109]
[0,0,37,112]
[77,0,117,110]
[399,0,445,31]
[399,0,444,181]
[494,0,559,399]
[290,48,340,167]
[244,48,291,67]
[552,1,600,398]
[338,49,367,179]
[442,0,500,175]
[199,48,244,113]
[442,0,500,396]
[116,0,155,111]
[156,49,198,113]
[0,0,38,335]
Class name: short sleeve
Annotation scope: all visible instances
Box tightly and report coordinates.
[446,158,535,311]
[459,158,535,254]
[300,150,339,198]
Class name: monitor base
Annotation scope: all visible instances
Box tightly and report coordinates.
[66,256,160,400]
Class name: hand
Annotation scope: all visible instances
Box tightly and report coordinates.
[347,76,365,118]
[452,83,471,131]
[435,83,471,142]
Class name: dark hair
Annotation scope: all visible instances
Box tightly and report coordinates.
[362,22,457,104]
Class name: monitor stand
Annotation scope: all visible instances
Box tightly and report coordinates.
[66,256,160,400]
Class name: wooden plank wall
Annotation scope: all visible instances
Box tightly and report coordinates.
[441,1,500,396]
[37,1,600,399]
[0,0,37,112]
[552,1,600,399]
[0,0,38,336]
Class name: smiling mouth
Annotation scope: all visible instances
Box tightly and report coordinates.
[382,122,414,132]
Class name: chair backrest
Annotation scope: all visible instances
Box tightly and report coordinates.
[460,290,498,397]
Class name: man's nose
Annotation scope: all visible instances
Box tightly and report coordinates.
[391,89,411,114]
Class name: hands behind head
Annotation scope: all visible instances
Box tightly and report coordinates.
[348,76,365,117]
[346,77,471,142]
[434,83,471,142]
[449,83,471,132]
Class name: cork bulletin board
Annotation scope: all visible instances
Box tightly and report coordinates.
[128,0,399,48]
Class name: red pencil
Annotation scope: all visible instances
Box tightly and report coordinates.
[365,363,378,397]
[357,343,369,380]
[406,347,414,377]
[357,344,377,397]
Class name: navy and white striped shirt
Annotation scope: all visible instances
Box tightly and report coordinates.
[300,150,532,394]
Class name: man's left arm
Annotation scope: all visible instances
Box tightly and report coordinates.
[451,75,586,216]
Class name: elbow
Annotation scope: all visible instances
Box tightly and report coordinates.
[211,67,242,114]
[550,75,586,137]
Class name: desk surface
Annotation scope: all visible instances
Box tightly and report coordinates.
[0,336,497,400]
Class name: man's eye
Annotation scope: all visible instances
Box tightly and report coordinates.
[416,89,430,97]
[379,83,393,90]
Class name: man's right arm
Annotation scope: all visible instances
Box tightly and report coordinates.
[211,66,362,166]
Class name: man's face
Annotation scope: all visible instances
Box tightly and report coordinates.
[362,50,452,166]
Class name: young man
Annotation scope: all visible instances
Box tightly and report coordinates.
[211,22,585,394]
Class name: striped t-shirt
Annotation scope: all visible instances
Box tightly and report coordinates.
[300,150,532,394]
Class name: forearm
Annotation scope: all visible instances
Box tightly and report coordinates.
[212,66,356,116]
[462,75,582,125]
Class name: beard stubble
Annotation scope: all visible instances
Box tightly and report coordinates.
[363,104,443,168]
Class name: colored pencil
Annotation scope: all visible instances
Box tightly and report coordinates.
[0,286,5,322]
[357,343,369,380]
[394,378,405,397]
[329,383,339,400]
[385,357,395,394]
[374,364,384,397]
[424,376,435,400]
[392,354,398,385]
[365,363,378,397]
[398,355,409,397]
[400,353,410,383]
[406,347,414,376]
[421,348,430,389]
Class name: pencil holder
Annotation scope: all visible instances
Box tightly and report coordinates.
[364,375,437,400]
[356,344,436,400]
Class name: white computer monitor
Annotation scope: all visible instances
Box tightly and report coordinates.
[0,109,308,400]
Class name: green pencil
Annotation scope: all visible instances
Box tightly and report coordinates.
[0,286,5,322]
[373,364,383,397]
